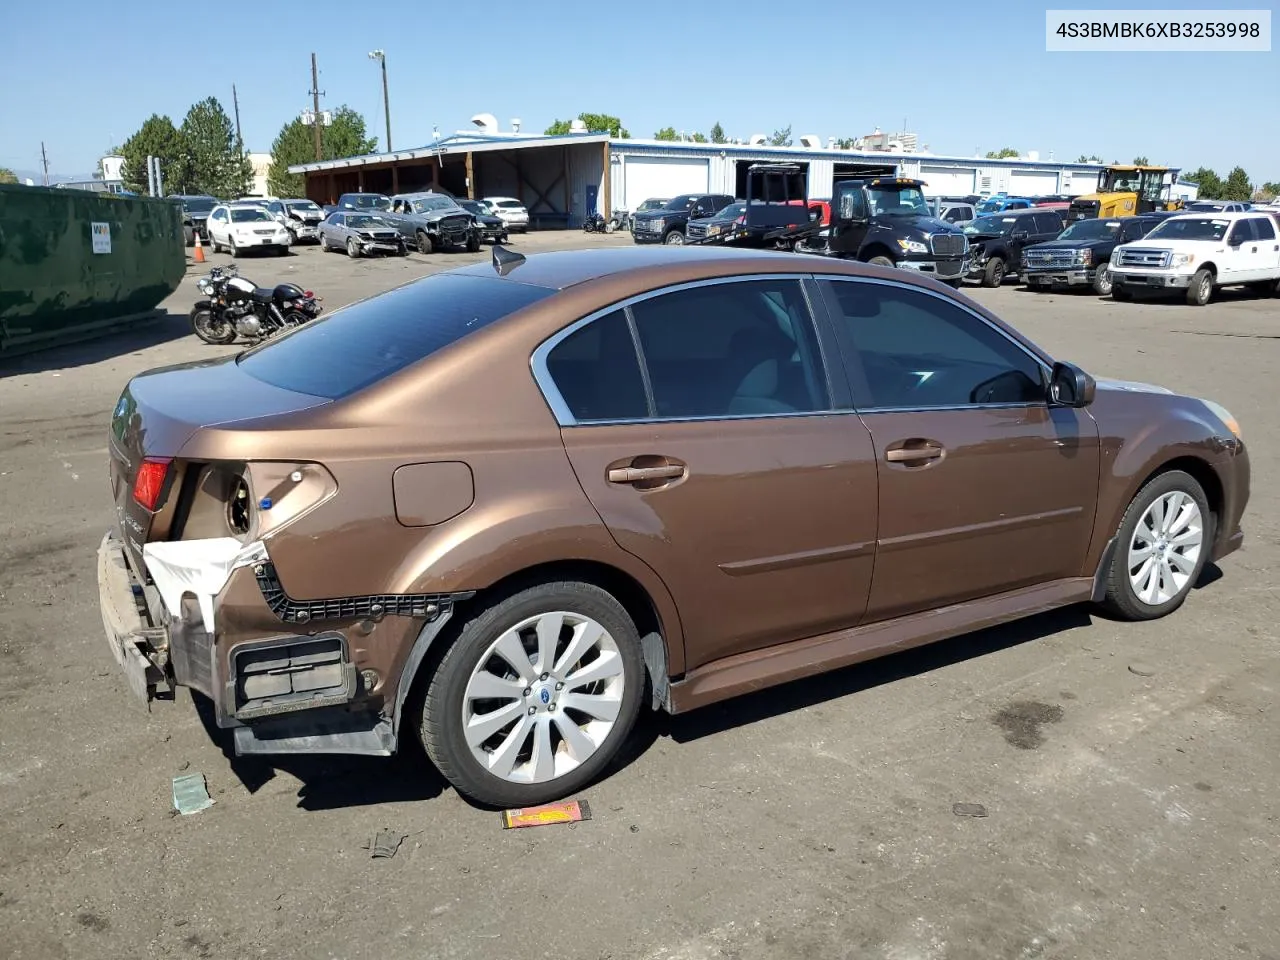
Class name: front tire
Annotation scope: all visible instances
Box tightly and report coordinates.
[466,234,481,253]
[346,237,361,258]
[1186,268,1214,306]
[190,307,236,345]
[421,581,645,808]
[663,230,685,245]
[1101,470,1211,621]
[1112,284,1133,301]
[867,254,896,268]
[417,231,435,255]
[982,256,1006,287]
[1092,264,1113,296]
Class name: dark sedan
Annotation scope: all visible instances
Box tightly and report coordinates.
[455,198,510,243]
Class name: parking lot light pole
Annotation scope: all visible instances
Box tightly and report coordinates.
[368,50,391,153]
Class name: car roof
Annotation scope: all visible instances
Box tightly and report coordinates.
[1165,210,1255,221]
[445,245,953,293]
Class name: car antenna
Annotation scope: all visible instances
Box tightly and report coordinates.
[492,244,526,276]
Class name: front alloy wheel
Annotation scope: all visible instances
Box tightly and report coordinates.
[1092,264,1113,296]
[421,581,644,807]
[664,230,685,245]
[1102,470,1210,620]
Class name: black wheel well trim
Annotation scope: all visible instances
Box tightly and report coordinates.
[389,558,675,744]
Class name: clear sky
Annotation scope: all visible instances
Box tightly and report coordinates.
[2,0,1276,183]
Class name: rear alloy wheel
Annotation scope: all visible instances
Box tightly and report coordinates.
[982,256,1006,287]
[1185,268,1214,306]
[421,581,644,808]
[663,230,685,245]
[1092,264,1113,296]
[1102,470,1210,621]
[346,237,361,258]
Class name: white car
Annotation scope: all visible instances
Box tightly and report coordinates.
[1110,211,1280,306]
[484,196,530,232]
[206,203,293,256]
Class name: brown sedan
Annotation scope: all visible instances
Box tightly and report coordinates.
[98,245,1250,807]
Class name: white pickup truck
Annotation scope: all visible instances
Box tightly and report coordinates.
[1109,211,1280,305]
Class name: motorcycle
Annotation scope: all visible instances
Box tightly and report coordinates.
[582,212,607,233]
[190,264,323,345]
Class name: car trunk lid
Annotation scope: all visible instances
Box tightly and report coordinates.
[108,357,331,571]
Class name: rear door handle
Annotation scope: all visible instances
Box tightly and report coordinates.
[608,464,686,483]
[885,441,945,464]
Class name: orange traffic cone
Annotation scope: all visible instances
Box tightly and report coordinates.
[193,232,205,264]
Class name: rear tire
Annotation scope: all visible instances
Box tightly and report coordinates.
[1101,470,1211,621]
[1185,268,1214,306]
[420,581,645,808]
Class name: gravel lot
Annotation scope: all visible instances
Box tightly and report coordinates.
[1,231,1277,960]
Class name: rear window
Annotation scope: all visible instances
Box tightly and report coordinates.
[236,274,554,399]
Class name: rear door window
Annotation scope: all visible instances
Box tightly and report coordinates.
[237,274,554,399]
[544,310,648,422]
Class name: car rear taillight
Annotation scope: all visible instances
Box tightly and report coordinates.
[133,457,172,511]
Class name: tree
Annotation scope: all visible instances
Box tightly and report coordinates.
[985,147,1019,159]
[1222,166,1252,202]
[836,137,856,149]
[691,132,707,143]
[181,97,252,198]
[654,126,678,141]
[1133,155,1149,166]
[1261,181,1280,201]
[544,112,629,138]
[119,114,189,194]
[769,126,792,147]
[0,167,17,184]
[268,106,378,197]
[710,122,726,144]
[1183,166,1223,199]
[1075,154,1102,163]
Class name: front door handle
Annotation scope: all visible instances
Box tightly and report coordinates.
[608,464,686,483]
[885,441,945,464]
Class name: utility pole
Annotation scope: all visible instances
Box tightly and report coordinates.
[368,50,391,152]
[232,84,243,151]
[40,142,49,186]
[309,53,324,161]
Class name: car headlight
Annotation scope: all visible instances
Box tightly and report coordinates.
[1201,399,1241,440]
[652,219,665,231]
[897,239,928,254]
[1079,249,1092,265]
[1110,249,1122,265]
[1171,252,1195,267]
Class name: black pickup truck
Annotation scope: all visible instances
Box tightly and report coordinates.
[783,177,970,284]
[1020,213,1172,295]
[962,208,1065,287]
[631,193,735,245]
[686,164,818,247]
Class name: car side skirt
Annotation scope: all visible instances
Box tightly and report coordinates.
[666,576,1094,714]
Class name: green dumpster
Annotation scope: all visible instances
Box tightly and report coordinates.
[0,184,185,357]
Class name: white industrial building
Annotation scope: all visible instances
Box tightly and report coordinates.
[288,114,1144,228]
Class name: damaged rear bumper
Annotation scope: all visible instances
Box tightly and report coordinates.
[95,529,469,757]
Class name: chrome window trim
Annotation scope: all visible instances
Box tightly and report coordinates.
[815,273,1055,413]
[530,273,847,428]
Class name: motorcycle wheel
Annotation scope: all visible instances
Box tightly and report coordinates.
[605,222,616,233]
[191,307,236,345]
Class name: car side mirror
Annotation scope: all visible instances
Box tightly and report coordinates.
[1049,361,1095,408]
[1013,230,1029,241]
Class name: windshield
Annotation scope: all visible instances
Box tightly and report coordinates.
[230,208,272,223]
[977,198,1009,214]
[414,197,457,213]
[348,195,390,210]
[1145,217,1230,241]
[867,186,930,216]
[456,200,483,214]
[181,197,217,213]
[717,203,746,219]
[495,200,524,210]
[348,214,394,228]
[964,216,1016,236]
[1185,201,1225,211]
[639,199,667,211]
[286,200,321,213]
[1058,219,1122,241]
